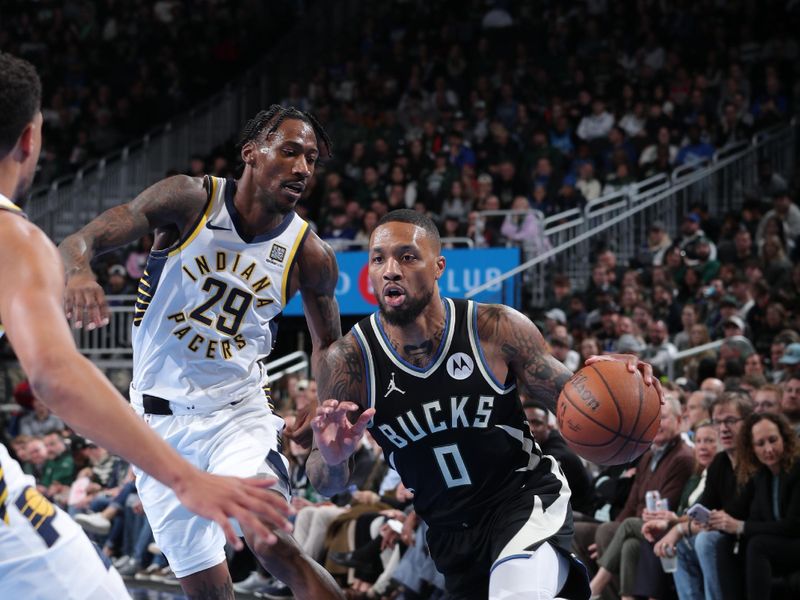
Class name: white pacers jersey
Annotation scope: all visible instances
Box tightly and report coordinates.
[130,175,309,411]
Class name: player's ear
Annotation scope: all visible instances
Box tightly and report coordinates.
[434,255,445,280]
[13,121,36,162]
[240,140,257,166]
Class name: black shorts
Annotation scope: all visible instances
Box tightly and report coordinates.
[425,456,590,600]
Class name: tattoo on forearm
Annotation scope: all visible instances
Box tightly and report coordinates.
[317,337,364,405]
[185,579,235,600]
[478,304,571,412]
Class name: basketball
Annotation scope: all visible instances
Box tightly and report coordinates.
[556,360,661,465]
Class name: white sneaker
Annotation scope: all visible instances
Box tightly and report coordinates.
[112,555,131,569]
[74,512,112,535]
[233,571,274,594]
[134,563,163,581]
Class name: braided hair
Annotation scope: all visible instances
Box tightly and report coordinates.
[237,104,332,158]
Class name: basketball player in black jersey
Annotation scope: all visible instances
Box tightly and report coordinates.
[308,210,662,600]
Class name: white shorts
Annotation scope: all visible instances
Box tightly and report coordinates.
[133,394,289,578]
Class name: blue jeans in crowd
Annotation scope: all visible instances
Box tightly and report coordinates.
[674,530,740,600]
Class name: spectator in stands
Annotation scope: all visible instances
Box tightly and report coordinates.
[682,391,714,442]
[640,221,673,267]
[781,375,800,435]
[679,212,718,264]
[577,98,615,141]
[753,384,782,414]
[23,436,49,479]
[574,395,693,579]
[501,195,551,257]
[756,188,800,248]
[18,396,65,437]
[596,420,719,600]
[39,431,75,503]
[674,304,699,350]
[643,319,678,374]
[675,124,716,166]
[523,400,594,515]
[718,225,756,264]
[729,412,800,600]
[673,392,753,600]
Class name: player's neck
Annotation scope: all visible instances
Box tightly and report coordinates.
[0,161,21,202]
[232,187,287,237]
[382,297,446,367]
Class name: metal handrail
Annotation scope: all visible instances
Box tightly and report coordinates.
[467,120,797,303]
[666,339,725,380]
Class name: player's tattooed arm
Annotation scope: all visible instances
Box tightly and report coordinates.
[477,303,572,415]
[298,232,342,359]
[59,175,208,329]
[59,174,207,276]
[307,334,373,496]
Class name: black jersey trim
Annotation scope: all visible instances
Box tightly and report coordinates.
[467,301,516,394]
[369,298,455,378]
[352,324,376,416]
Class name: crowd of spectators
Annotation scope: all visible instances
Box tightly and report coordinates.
[2,0,800,598]
[0,0,297,184]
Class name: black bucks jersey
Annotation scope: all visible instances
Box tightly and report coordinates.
[354,298,546,528]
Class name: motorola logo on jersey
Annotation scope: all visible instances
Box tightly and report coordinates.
[446,352,474,380]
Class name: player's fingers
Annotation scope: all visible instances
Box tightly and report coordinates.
[216,513,245,550]
[652,376,665,404]
[336,401,361,413]
[638,360,655,384]
[85,289,109,329]
[351,408,376,436]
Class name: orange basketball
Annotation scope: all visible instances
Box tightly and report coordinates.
[556,360,661,465]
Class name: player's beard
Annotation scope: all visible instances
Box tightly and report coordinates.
[378,287,434,327]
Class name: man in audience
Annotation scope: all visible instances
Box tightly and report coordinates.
[781,375,800,434]
[674,392,753,600]
[523,399,595,515]
[642,319,678,374]
[573,396,693,577]
[17,396,65,437]
[39,431,75,503]
[753,384,782,414]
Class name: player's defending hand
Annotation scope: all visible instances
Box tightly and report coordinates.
[311,400,376,466]
[175,470,294,550]
[585,354,664,403]
[64,272,110,330]
[284,397,317,449]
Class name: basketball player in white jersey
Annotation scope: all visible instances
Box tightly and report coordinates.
[0,53,292,600]
[308,210,663,600]
[60,106,345,598]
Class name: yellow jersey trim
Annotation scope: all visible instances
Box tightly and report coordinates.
[168,176,218,257]
[281,221,309,306]
[0,197,22,212]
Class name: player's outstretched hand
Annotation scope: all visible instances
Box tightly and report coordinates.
[64,272,110,330]
[175,471,294,550]
[311,400,376,466]
[284,397,317,449]
[585,354,664,403]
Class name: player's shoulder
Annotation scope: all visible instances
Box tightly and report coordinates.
[473,302,532,335]
[296,227,338,287]
[0,211,57,259]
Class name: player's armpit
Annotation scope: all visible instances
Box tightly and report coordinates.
[477,303,572,415]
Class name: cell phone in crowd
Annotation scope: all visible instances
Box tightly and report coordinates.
[686,503,711,524]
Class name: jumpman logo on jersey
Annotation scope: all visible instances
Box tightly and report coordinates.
[384,372,406,397]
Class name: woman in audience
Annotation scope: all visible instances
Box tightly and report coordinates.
[722,413,800,600]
